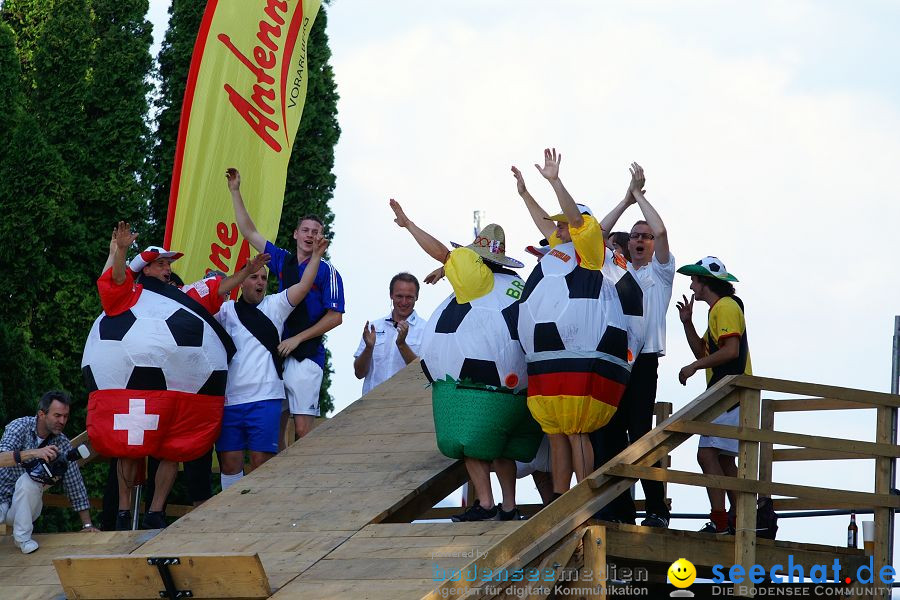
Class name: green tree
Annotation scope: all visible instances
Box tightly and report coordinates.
[147,0,206,246]
[81,0,154,256]
[0,0,51,89]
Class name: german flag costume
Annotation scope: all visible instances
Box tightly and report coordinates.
[512,216,645,435]
[421,246,542,462]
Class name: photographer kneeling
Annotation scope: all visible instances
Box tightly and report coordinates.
[0,391,98,554]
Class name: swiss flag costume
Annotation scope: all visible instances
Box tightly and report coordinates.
[82,267,235,461]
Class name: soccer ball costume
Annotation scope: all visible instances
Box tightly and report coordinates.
[83,257,235,462]
[514,215,644,434]
[421,226,541,462]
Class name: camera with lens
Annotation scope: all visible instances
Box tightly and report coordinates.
[23,445,89,486]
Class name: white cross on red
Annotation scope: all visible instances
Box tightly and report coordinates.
[113,398,160,445]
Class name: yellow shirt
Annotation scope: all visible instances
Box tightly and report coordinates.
[548,215,605,271]
[445,247,494,304]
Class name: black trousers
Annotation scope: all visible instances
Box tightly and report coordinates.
[590,353,669,521]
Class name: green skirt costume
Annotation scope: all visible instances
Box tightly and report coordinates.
[431,378,543,462]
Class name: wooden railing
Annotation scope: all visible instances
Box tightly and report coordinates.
[423,375,900,599]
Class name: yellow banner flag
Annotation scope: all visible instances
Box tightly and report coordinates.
[164,0,321,283]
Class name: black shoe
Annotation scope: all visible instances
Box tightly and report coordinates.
[498,506,522,521]
[115,510,132,531]
[451,501,499,522]
[641,513,669,528]
[142,510,167,529]
[699,521,730,534]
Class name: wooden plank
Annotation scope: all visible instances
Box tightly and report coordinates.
[766,398,876,412]
[772,448,871,461]
[606,465,900,509]
[733,375,900,408]
[351,523,519,538]
[759,399,774,486]
[734,388,760,598]
[873,405,893,599]
[666,420,900,458]
[582,526,607,599]
[53,553,271,600]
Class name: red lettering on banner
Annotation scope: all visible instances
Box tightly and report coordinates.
[209,222,239,272]
[549,249,571,262]
[218,0,289,152]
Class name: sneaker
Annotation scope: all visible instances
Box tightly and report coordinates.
[699,521,730,534]
[142,510,167,529]
[641,513,669,528]
[451,501,499,522]
[497,506,522,521]
[16,539,38,554]
[115,510,132,531]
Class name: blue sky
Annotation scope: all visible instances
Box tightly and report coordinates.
[146,0,900,569]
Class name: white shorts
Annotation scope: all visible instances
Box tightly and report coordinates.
[698,406,739,456]
[283,357,323,417]
[516,435,551,478]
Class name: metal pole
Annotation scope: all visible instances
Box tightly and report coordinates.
[131,484,142,531]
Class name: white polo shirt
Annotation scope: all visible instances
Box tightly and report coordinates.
[354,310,427,395]
[215,291,295,406]
[629,253,675,355]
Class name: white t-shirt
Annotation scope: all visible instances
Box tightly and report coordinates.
[354,310,427,396]
[215,291,295,406]
[629,252,675,355]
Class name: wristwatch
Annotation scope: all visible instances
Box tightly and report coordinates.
[13,450,21,466]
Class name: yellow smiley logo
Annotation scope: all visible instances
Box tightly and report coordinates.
[667,558,696,588]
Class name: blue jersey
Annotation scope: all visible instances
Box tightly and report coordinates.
[265,241,345,368]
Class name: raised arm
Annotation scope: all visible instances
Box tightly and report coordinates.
[534,148,582,228]
[389,199,451,264]
[628,163,669,264]
[512,166,555,239]
[286,237,328,306]
[217,253,271,297]
[226,168,267,253]
[111,221,138,285]
[599,166,640,235]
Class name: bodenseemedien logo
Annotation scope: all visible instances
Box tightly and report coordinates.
[668,558,696,597]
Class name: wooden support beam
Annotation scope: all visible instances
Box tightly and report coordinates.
[759,399,774,489]
[582,526,607,599]
[666,421,900,459]
[734,388,760,598]
[766,398,876,412]
[772,448,871,461]
[605,465,900,509]
[732,375,900,408]
[873,405,893,599]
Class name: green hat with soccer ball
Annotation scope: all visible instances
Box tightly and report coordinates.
[677,256,738,282]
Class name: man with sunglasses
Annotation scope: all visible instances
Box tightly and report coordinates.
[591,162,675,528]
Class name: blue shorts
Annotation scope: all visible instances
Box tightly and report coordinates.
[216,399,282,454]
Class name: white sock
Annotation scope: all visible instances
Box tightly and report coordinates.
[220,471,244,491]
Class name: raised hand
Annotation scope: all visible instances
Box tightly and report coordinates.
[511,166,527,195]
[225,168,241,192]
[424,266,445,284]
[246,252,270,272]
[676,294,694,324]
[389,198,411,228]
[629,162,645,196]
[362,321,376,348]
[534,147,561,181]
[395,320,409,346]
[311,235,329,257]
[113,221,138,251]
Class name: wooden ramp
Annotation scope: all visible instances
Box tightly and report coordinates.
[2,367,896,599]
